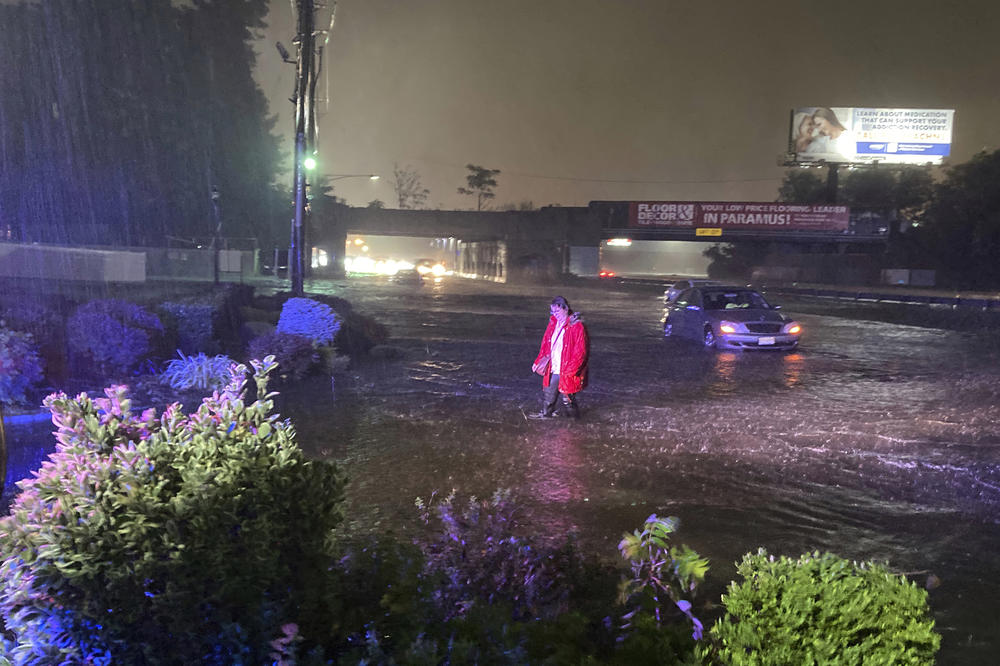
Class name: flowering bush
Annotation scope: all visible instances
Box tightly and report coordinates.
[277,297,341,347]
[702,549,940,664]
[66,299,164,376]
[159,350,234,391]
[248,332,317,381]
[0,322,45,405]
[0,358,345,664]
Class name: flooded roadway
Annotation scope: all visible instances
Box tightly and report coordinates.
[285,276,1000,663]
[4,276,998,662]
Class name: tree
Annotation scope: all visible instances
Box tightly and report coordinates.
[0,0,285,248]
[392,163,430,209]
[457,164,500,210]
[777,170,827,204]
[367,199,386,208]
[914,149,1000,289]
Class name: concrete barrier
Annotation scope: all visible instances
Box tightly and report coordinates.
[0,243,145,282]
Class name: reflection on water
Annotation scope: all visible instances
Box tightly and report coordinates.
[782,352,804,388]
[525,426,586,505]
[705,350,806,396]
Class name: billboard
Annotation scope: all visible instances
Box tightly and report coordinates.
[789,107,954,165]
[629,202,849,231]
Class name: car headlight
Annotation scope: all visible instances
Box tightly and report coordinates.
[719,320,744,334]
[783,322,802,335]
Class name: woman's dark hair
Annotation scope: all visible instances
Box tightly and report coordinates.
[812,107,846,131]
[551,296,571,311]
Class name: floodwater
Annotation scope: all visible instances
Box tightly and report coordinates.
[6,276,1000,662]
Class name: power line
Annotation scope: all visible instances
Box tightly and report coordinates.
[409,156,783,185]
[501,170,784,185]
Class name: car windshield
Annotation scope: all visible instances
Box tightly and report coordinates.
[702,289,769,310]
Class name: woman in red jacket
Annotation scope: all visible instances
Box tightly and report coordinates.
[530,296,589,419]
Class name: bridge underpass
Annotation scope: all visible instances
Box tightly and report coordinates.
[311,205,602,283]
[308,202,891,284]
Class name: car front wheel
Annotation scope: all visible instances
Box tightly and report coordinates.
[663,321,673,337]
[703,326,716,348]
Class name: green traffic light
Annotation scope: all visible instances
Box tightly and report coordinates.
[303,156,317,170]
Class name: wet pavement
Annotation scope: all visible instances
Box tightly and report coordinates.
[288,276,1000,663]
[6,275,1000,662]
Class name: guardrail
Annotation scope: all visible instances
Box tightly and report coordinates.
[609,276,1000,311]
[764,285,1000,311]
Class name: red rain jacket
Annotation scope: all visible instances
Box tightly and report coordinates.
[534,314,589,394]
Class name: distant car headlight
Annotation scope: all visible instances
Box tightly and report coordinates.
[783,322,802,335]
[719,320,743,334]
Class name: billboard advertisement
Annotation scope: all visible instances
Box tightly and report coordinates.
[629,202,849,231]
[790,107,954,165]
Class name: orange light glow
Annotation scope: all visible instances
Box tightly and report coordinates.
[788,325,801,334]
[720,324,737,334]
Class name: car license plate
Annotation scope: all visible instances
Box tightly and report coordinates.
[759,336,775,346]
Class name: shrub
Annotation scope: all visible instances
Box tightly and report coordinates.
[703,549,941,665]
[334,310,389,356]
[0,358,345,664]
[277,297,341,346]
[66,299,164,376]
[159,350,234,391]
[415,489,578,624]
[0,322,44,405]
[406,490,613,664]
[1,301,67,385]
[158,301,217,355]
[618,515,708,640]
[247,332,317,381]
[612,514,709,664]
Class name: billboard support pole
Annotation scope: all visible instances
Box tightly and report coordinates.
[825,164,839,204]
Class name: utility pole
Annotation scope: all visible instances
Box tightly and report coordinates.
[290,0,316,296]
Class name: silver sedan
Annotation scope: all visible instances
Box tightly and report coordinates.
[663,286,801,350]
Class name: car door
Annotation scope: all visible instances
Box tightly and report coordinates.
[672,288,701,339]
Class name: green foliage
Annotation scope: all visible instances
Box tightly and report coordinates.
[618,515,708,643]
[159,350,234,391]
[0,323,44,406]
[777,170,828,204]
[457,164,501,210]
[703,549,941,665]
[247,332,318,381]
[0,357,345,664]
[415,489,576,623]
[66,299,164,377]
[158,301,217,355]
[277,297,341,346]
[0,0,283,247]
[703,241,770,281]
[916,149,1000,288]
[329,310,388,356]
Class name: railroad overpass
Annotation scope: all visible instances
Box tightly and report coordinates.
[311,202,890,283]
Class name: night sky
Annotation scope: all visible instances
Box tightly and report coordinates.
[254,0,1000,209]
